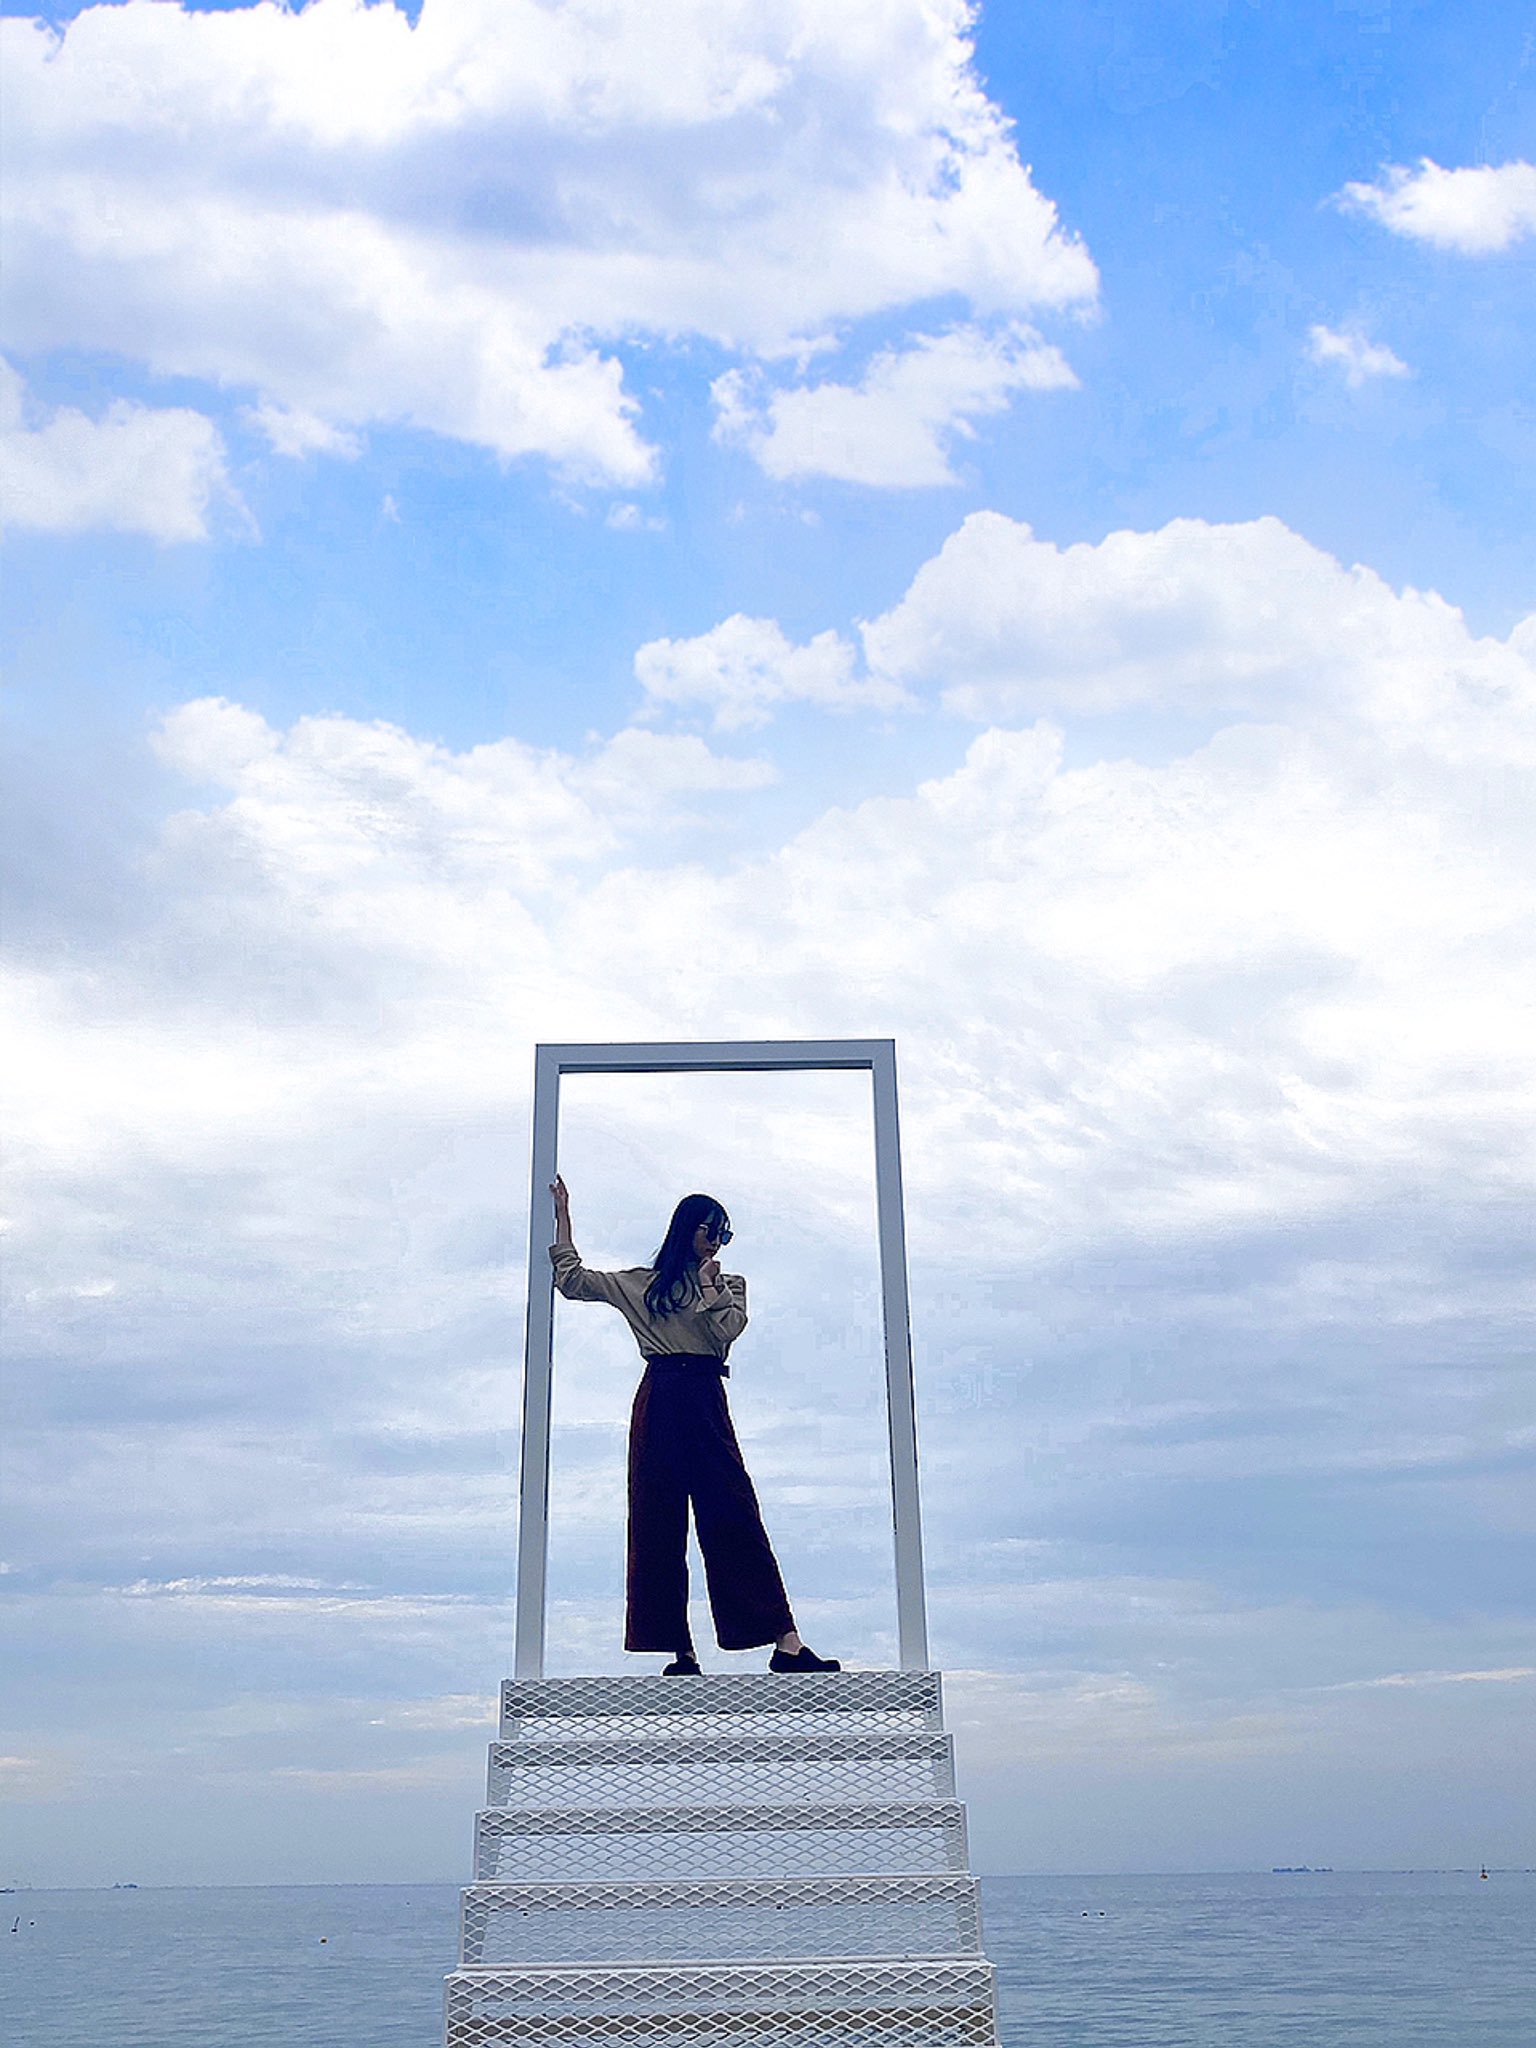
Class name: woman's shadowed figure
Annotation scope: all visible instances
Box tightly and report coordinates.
[549,1176,839,1676]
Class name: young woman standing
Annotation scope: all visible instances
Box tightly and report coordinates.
[549,1175,839,1676]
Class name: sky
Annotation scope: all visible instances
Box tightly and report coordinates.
[1,0,1533,1888]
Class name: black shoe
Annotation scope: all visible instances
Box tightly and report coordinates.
[769,1645,841,1672]
[662,1654,701,1676]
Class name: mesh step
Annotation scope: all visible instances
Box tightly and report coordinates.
[487,1728,956,1809]
[459,1873,984,1966]
[474,1801,969,1883]
[443,1959,1000,2046]
[500,1671,942,1738]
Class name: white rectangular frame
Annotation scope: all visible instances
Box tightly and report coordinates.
[515,1038,929,1677]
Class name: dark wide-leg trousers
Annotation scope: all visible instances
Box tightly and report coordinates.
[625,1354,795,1654]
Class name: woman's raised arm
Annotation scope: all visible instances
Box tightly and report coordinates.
[546,1179,627,1306]
[550,1174,573,1248]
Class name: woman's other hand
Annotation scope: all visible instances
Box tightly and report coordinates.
[698,1256,722,1289]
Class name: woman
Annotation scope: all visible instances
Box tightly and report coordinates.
[549,1175,839,1676]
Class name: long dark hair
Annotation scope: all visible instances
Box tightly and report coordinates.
[645,1192,730,1318]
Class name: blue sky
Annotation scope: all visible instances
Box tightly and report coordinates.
[2,0,1533,1885]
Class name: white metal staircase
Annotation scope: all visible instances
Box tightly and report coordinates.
[443,1669,1001,2045]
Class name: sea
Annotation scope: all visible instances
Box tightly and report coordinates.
[1,1871,1530,2047]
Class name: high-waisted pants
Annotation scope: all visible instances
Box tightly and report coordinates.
[625,1353,795,1654]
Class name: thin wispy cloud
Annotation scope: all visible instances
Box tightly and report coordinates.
[1306,323,1411,388]
[1317,1667,1536,1693]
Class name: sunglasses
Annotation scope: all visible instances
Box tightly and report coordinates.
[712,1224,733,1245]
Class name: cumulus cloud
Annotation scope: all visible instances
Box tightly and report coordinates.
[1305,323,1410,388]
[148,694,775,902]
[640,509,1422,739]
[0,0,1096,483]
[6,508,1534,1877]
[857,509,1501,722]
[13,508,1533,1447]
[1340,158,1536,254]
[0,356,235,541]
[713,323,1078,487]
[634,613,911,729]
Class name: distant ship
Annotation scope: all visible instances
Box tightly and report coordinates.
[1271,1866,1333,1874]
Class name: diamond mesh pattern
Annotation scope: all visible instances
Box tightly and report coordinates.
[459,1874,983,1966]
[487,1730,956,1809]
[443,1960,999,2045]
[500,1671,942,1739]
[473,1801,968,1882]
[450,1667,997,2045]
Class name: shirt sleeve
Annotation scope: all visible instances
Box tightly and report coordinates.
[702,1271,748,1343]
[549,1243,629,1307]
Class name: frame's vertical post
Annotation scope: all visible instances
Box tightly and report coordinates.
[871,1040,930,1671]
[513,1045,561,1679]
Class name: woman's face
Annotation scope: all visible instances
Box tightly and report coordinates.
[692,1215,724,1261]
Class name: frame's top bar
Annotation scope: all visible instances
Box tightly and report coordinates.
[537,1037,895,1075]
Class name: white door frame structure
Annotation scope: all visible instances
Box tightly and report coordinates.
[515,1038,929,1678]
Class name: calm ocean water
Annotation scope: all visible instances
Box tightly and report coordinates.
[2,1872,1530,2046]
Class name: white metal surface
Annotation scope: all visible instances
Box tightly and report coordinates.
[473,1800,970,1883]
[486,1727,956,1809]
[869,1040,928,1675]
[513,1037,929,1677]
[444,1958,1000,2045]
[513,1044,562,1684]
[446,1662,998,2044]
[458,1873,984,1966]
[500,1669,943,1734]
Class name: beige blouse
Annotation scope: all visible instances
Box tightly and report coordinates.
[549,1242,748,1362]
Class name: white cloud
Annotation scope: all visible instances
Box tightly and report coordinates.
[573,724,777,818]
[1305,323,1410,388]
[245,401,362,461]
[635,613,911,729]
[12,508,1529,1367]
[367,1694,497,1731]
[605,499,666,532]
[0,356,234,541]
[1340,157,1536,254]
[154,695,281,783]
[713,323,1078,486]
[147,695,775,904]
[1321,1666,1536,1693]
[0,0,1096,484]
[120,1575,358,1597]
[7,508,1535,1876]
[17,510,1533,1302]
[858,509,1503,723]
